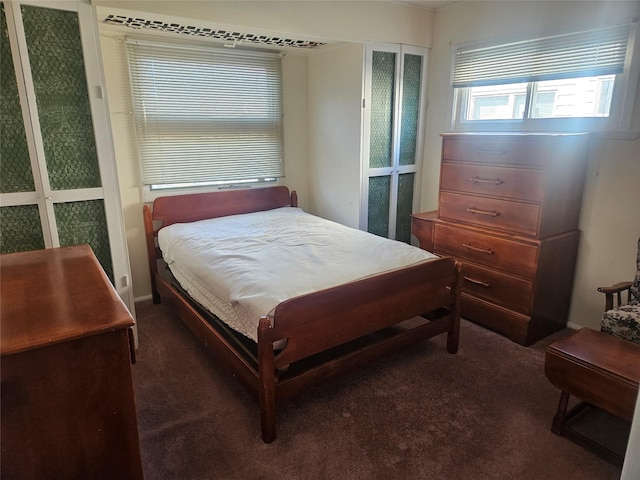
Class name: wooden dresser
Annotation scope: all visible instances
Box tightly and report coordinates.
[412,133,587,346]
[1,245,143,479]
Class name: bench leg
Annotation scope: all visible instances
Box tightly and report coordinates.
[552,391,569,435]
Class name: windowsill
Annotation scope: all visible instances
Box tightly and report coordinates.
[452,117,633,133]
[141,180,281,203]
[449,116,640,138]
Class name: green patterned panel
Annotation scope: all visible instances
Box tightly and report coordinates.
[54,200,113,283]
[21,5,101,191]
[0,205,45,253]
[369,51,395,169]
[399,54,422,167]
[367,176,390,238]
[1,5,35,193]
[395,173,415,244]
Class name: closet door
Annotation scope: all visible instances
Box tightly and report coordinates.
[361,44,427,243]
[0,1,134,312]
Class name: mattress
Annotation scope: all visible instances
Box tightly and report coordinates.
[158,207,437,342]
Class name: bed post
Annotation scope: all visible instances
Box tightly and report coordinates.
[257,316,277,443]
[143,205,160,304]
[290,190,298,208]
[447,260,463,354]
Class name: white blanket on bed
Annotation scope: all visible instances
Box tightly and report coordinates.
[158,207,437,342]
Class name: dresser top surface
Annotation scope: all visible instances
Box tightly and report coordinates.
[1,245,134,356]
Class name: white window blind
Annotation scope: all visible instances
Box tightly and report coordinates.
[126,39,284,187]
[453,23,632,88]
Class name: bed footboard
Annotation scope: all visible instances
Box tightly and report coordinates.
[258,256,461,442]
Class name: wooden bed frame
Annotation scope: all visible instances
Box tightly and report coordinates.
[143,186,462,442]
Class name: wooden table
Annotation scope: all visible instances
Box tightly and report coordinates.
[1,245,143,479]
[545,328,640,465]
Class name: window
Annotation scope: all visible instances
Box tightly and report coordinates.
[452,23,638,131]
[126,39,284,194]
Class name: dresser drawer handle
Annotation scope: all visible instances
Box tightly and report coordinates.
[464,276,491,287]
[469,176,504,185]
[466,207,500,217]
[462,243,494,255]
[474,147,506,156]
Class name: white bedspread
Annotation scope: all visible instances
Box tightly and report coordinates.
[158,207,437,342]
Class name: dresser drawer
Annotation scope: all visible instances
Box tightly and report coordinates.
[433,223,537,279]
[461,294,531,346]
[442,137,548,167]
[440,163,544,203]
[439,191,540,237]
[461,263,532,315]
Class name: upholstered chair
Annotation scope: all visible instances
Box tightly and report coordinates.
[599,238,640,344]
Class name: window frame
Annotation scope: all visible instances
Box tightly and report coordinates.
[450,22,640,133]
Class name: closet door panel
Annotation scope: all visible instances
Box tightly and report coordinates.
[0,205,45,253]
[55,200,113,281]
[395,172,415,243]
[368,175,391,237]
[20,4,114,281]
[0,4,44,254]
[0,6,33,195]
[398,53,422,167]
[369,50,396,170]
[21,4,102,191]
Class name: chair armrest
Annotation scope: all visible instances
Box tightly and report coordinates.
[598,281,633,311]
[598,281,634,294]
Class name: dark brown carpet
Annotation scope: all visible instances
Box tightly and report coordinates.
[132,300,625,479]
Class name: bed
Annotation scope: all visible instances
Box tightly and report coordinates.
[143,186,462,442]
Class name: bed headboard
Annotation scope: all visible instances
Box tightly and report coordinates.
[151,185,296,227]
[143,186,297,302]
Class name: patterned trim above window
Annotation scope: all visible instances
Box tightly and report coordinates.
[102,14,327,49]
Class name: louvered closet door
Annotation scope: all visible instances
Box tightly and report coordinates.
[361,44,427,243]
[0,1,134,313]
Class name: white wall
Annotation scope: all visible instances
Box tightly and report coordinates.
[307,43,364,228]
[281,53,311,211]
[422,0,640,331]
[572,138,640,329]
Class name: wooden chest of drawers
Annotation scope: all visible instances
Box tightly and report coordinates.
[413,133,587,346]
[1,246,143,479]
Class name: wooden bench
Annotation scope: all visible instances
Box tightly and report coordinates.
[545,328,640,464]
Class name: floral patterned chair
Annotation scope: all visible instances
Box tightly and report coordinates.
[598,238,640,345]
